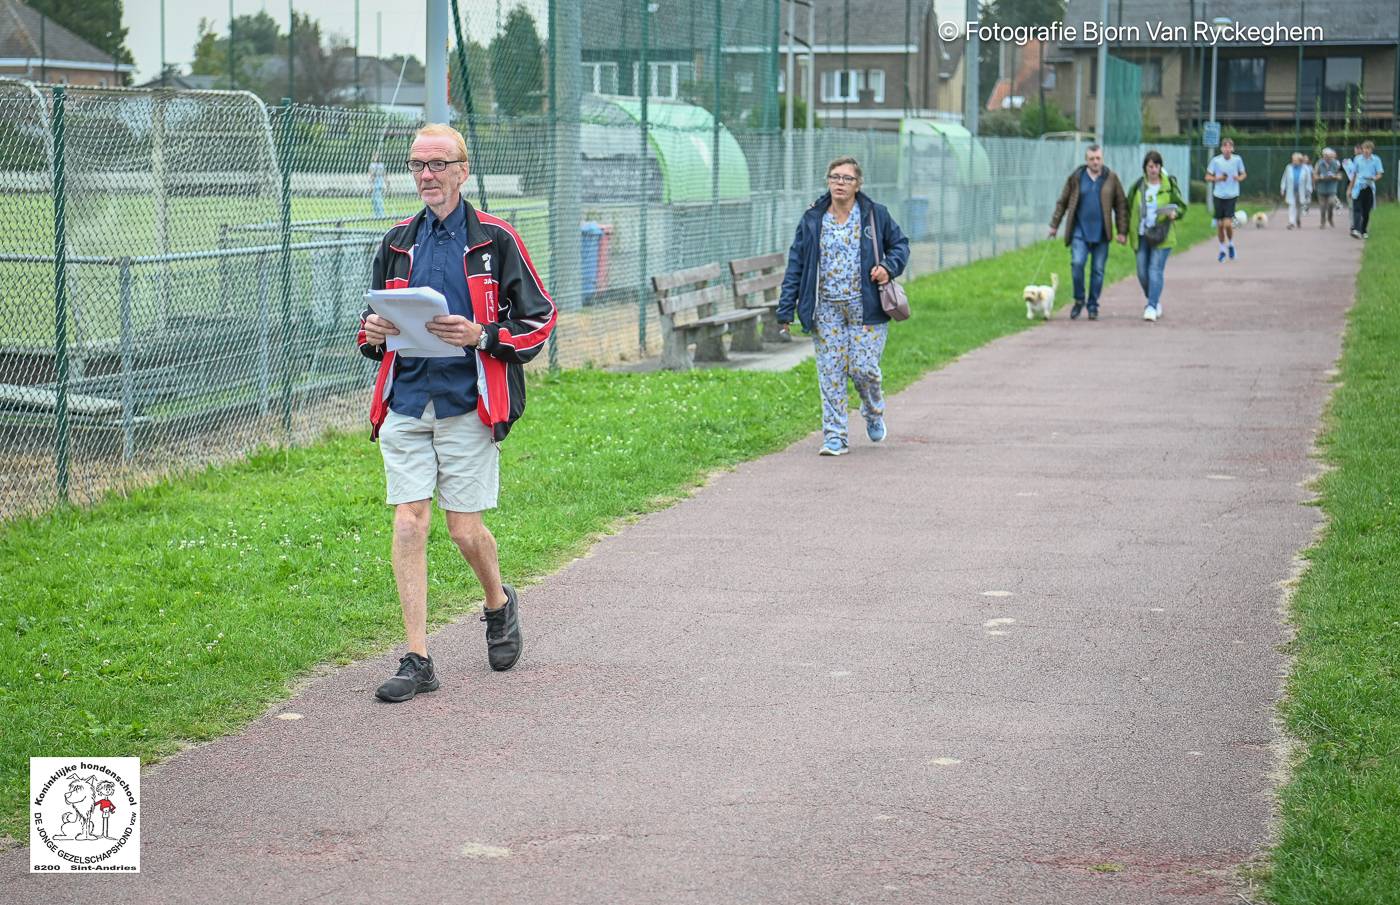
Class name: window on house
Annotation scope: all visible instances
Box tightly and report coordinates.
[737,71,754,93]
[1302,56,1362,113]
[821,69,860,103]
[630,61,692,100]
[1088,57,1159,96]
[865,69,885,103]
[1140,59,1162,96]
[581,62,619,95]
[1220,57,1266,113]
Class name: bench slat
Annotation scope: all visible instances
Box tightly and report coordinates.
[732,272,784,297]
[657,282,729,316]
[674,309,763,330]
[729,252,785,274]
[652,262,724,293]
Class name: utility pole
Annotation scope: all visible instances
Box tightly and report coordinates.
[1094,0,1108,142]
[964,0,979,135]
[354,0,360,102]
[160,0,167,86]
[287,1,294,102]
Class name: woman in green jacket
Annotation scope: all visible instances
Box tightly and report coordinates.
[1127,150,1188,322]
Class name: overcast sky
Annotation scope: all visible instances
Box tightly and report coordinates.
[122,0,551,83]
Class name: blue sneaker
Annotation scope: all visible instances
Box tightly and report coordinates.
[818,438,849,456]
[1228,244,1236,260]
[866,417,886,443]
[1217,250,1226,262]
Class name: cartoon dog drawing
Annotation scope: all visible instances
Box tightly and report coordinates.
[53,811,83,840]
[61,775,101,840]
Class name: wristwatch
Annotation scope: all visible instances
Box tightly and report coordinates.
[475,328,490,351]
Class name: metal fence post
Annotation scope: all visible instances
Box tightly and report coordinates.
[938,134,946,270]
[118,258,135,461]
[638,0,651,355]
[51,85,70,504]
[278,98,295,435]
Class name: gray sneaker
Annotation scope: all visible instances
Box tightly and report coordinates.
[482,585,523,671]
[375,652,439,703]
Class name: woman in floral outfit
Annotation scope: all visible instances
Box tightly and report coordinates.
[777,156,910,455]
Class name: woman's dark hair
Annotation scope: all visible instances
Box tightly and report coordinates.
[1142,150,1164,171]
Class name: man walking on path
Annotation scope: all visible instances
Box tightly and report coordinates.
[1205,138,1247,261]
[1048,144,1128,320]
[357,123,556,702]
[1348,140,1384,240]
[1281,152,1313,230]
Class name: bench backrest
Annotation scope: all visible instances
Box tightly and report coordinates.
[652,263,728,323]
[728,253,785,307]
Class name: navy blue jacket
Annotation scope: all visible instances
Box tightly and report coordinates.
[777,191,910,333]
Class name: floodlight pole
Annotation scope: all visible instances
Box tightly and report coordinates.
[964,0,978,135]
[427,0,450,122]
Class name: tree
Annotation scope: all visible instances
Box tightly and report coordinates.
[449,40,495,117]
[489,6,544,116]
[29,0,135,82]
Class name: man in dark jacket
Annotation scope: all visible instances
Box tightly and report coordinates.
[358,124,556,703]
[1048,145,1129,320]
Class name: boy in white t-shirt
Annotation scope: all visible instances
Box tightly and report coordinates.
[1204,138,1247,261]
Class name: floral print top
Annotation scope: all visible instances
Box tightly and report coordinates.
[819,201,863,301]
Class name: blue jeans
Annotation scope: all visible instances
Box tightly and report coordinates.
[1069,235,1109,309]
[1135,243,1171,311]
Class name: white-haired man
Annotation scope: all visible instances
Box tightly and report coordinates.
[358,123,556,702]
[1314,148,1343,228]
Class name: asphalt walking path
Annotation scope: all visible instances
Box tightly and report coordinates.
[5,221,1361,902]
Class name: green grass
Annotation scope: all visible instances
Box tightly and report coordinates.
[1268,205,1400,904]
[0,216,1217,841]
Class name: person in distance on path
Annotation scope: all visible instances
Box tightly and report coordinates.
[1281,152,1313,230]
[1205,138,1247,261]
[1047,144,1128,321]
[1314,148,1343,228]
[358,123,556,702]
[1348,140,1384,240]
[1126,149,1187,323]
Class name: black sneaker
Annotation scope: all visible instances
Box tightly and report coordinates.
[1070,301,1085,319]
[375,652,439,703]
[481,584,523,672]
[1087,308,1099,321]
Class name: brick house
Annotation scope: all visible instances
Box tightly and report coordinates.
[0,0,135,87]
[1046,0,1399,136]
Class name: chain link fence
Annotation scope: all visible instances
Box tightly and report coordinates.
[0,2,1182,520]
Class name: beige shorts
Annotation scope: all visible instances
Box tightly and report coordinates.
[380,400,499,512]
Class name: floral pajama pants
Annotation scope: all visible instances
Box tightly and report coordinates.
[814,295,888,443]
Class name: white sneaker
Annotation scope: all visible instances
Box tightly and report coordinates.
[1143,307,1158,322]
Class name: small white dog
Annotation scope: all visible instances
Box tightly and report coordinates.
[1023,272,1058,320]
[1252,211,1269,228]
[1233,210,1248,229]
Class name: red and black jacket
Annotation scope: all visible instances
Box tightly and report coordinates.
[357,202,556,442]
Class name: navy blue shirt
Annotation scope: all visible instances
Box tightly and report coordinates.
[389,201,479,418]
[1073,168,1105,243]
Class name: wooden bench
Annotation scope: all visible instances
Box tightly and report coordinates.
[728,252,791,344]
[652,263,763,370]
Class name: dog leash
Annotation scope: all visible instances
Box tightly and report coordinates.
[1028,238,1054,285]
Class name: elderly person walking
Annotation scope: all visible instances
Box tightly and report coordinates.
[1314,148,1343,228]
[1281,152,1314,229]
[1126,150,1186,323]
[358,123,557,702]
[777,156,910,456]
[1048,144,1129,321]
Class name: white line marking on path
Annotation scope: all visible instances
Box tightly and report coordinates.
[981,590,1014,597]
[461,842,512,859]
